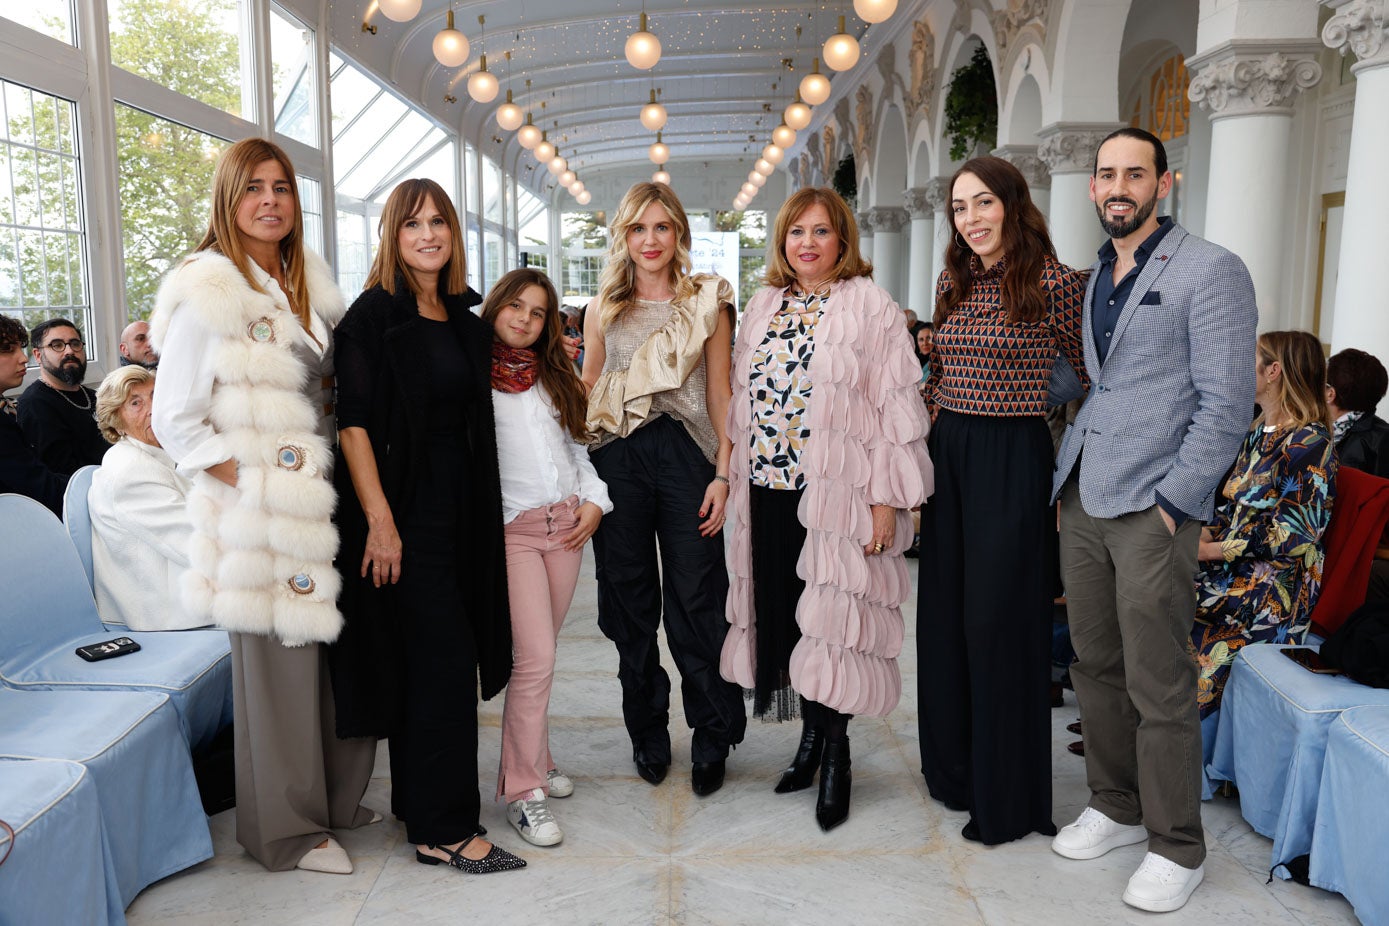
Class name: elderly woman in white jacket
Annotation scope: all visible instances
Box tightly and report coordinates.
[88,365,206,630]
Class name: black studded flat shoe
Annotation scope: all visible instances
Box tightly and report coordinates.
[416,835,526,874]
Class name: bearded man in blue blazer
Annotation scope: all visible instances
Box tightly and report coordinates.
[1048,127,1257,913]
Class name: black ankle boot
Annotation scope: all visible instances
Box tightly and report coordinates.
[815,737,852,831]
[774,723,824,794]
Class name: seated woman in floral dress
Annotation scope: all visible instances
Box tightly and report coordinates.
[1193,330,1337,743]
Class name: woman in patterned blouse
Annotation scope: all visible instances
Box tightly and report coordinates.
[917,156,1088,846]
[1193,330,1336,741]
[720,188,932,831]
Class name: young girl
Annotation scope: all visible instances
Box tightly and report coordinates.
[484,268,611,847]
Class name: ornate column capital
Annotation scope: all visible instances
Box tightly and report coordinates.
[922,177,952,213]
[991,144,1051,190]
[1036,122,1125,174]
[1187,40,1324,118]
[903,187,933,219]
[855,211,873,235]
[1322,0,1389,71]
[868,207,910,234]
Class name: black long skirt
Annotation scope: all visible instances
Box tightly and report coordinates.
[916,409,1057,844]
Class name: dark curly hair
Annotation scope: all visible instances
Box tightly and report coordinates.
[0,315,29,354]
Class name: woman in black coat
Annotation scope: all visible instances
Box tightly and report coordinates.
[329,179,522,874]
[1327,348,1389,478]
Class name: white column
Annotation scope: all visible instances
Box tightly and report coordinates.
[856,211,874,261]
[869,207,909,303]
[1324,0,1389,410]
[992,144,1052,227]
[1188,42,1322,328]
[1037,123,1122,270]
[920,178,950,293]
[903,188,933,314]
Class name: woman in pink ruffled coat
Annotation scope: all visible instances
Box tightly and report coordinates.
[720,188,933,830]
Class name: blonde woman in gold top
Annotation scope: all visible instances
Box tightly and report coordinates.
[582,182,746,796]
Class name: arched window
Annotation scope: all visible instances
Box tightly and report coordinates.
[1129,55,1190,142]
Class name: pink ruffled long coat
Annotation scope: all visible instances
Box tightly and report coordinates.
[720,276,933,716]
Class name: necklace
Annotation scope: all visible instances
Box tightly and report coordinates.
[43,379,93,411]
[791,281,831,301]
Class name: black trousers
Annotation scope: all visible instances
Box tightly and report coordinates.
[389,433,482,847]
[591,415,747,764]
[917,410,1056,844]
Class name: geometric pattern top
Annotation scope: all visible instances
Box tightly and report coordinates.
[924,253,1089,417]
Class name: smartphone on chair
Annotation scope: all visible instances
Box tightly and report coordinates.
[1281,647,1339,675]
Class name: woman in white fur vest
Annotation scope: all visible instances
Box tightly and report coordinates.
[150,138,377,875]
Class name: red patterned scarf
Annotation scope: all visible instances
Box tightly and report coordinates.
[491,340,539,393]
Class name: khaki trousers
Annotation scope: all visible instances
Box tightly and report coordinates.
[1058,481,1206,868]
[230,633,378,870]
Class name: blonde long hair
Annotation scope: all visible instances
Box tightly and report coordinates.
[365,179,468,298]
[196,137,310,331]
[595,182,697,330]
[1257,330,1331,431]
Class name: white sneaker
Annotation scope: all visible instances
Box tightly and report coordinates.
[507,788,563,846]
[1051,807,1148,860]
[1123,852,1204,912]
[547,768,574,798]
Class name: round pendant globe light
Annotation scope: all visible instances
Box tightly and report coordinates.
[800,58,832,106]
[576,190,592,205]
[432,10,469,66]
[754,158,775,176]
[762,143,784,165]
[784,98,812,131]
[648,131,669,165]
[496,90,523,131]
[467,56,499,103]
[558,169,576,187]
[625,12,661,70]
[570,180,585,194]
[535,137,556,163]
[379,0,422,24]
[640,89,668,132]
[771,123,797,149]
[823,16,861,71]
[517,116,542,149]
[735,196,749,209]
[548,155,568,176]
[652,170,671,185]
[748,171,766,187]
[741,182,757,197]
[853,0,899,23]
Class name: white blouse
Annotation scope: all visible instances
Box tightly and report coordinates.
[493,382,612,524]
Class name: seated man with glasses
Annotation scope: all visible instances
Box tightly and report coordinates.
[0,315,67,514]
[18,318,112,475]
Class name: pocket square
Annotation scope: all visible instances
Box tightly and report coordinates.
[1139,291,1162,305]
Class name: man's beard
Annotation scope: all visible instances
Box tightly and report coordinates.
[1095,192,1158,239]
[43,355,86,387]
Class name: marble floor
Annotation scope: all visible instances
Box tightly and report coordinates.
[126,551,1360,925]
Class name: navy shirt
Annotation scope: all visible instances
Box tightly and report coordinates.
[1092,216,1174,367]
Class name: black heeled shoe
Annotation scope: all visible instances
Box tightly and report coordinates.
[415,834,526,874]
[815,737,852,832]
[691,759,726,796]
[774,725,824,793]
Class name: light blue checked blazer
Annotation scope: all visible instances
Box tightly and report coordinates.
[1050,221,1258,521]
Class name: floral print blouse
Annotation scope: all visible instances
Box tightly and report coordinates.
[1192,422,1337,718]
[748,290,822,490]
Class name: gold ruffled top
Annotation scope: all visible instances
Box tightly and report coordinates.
[587,274,734,463]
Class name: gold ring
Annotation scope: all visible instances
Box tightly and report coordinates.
[873,542,884,553]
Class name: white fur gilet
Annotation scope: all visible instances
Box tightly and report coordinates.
[150,250,347,645]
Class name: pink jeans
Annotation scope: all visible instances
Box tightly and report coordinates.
[496,496,584,802]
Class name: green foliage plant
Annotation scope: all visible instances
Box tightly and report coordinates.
[944,45,998,162]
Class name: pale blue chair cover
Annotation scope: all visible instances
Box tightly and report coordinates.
[0,758,124,925]
[62,463,98,596]
[0,688,212,910]
[1208,643,1389,876]
[0,493,232,752]
[1309,706,1389,926]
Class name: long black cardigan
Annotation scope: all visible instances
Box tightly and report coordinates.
[327,280,512,739]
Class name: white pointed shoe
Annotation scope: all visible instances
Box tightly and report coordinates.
[547,768,575,798]
[1051,807,1148,860]
[1122,852,1204,912]
[296,837,352,874]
